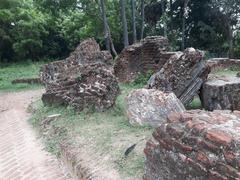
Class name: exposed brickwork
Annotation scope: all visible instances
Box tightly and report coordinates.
[40,38,120,111]
[0,90,70,180]
[148,48,210,106]
[144,110,240,180]
[114,36,174,83]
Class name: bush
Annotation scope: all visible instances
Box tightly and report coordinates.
[133,70,154,86]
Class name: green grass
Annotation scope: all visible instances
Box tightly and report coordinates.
[29,84,153,179]
[0,62,44,92]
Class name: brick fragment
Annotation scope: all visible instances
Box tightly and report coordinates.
[205,130,232,146]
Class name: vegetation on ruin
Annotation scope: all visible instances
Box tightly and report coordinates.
[29,83,153,179]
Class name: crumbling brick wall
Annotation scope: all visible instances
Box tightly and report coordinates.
[114,36,175,83]
[144,110,240,180]
[207,58,240,72]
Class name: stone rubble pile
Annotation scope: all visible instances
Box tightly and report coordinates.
[40,38,120,111]
[201,76,240,111]
[126,89,185,127]
[148,48,210,106]
[114,36,175,83]
[144,110,240,180]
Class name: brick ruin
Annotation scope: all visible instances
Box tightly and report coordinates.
[201,76,240,111]
[40,38,120,111]
[148,48,210,106]
[207,58,240,73]
[114,36,175,83]
[144,110,240,180]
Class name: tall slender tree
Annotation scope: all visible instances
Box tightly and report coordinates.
[131,0,137,43]
[161,0,167,37]
[181,0,190,50]
[99,0,110,51]
[120,0,129,47]
[140,0,145,40]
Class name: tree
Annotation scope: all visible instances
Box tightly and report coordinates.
[131,0,137,43]
[120,0,129,47]
[100,0,110,51]
[140,0,145,39]
[181,0,190,50]
[210,0,240,58]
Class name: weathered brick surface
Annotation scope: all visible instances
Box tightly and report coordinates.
[144,110,240,180]
[40,38,120,111]
[201,76,240,111]
[126,88,185,127]
[148,48,210,106]
[114,36,175,83]
[0,90,71,180]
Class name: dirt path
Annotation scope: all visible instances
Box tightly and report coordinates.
[0,89,71,180]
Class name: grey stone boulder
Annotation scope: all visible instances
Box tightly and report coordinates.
[126,88,185,127]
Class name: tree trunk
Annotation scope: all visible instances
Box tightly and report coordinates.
[161,0,167,37]
[181,0,189,51]
[228,24,234,58]
[120,0,129,47]
[131,0,137,43]
[140,0,145,40]
[106,24,118,57]
[100,0,110,51]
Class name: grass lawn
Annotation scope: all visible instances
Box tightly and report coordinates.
[29,84,153,179]
[0,62,44,92]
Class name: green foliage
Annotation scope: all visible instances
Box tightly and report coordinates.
[133,70,154,86]
[234,32,240,58]
[0,0,240,62]
[0,61,44,91]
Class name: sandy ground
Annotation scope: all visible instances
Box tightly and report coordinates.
[0,89,71,180]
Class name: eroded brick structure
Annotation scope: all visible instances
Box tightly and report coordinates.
[201,76,240,111]
[114,36,175,83]
[207,58,240,72]
[148,48,210,106]
[144,110,240,180]
[40,38,120,111]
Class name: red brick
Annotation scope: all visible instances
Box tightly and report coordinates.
[173,140,193,153]
[197,140,220,154]
[159,139,173,151]
[192,122,206,135]
[216,162,240,178]
[180,113,193,122]
[167,112,181,123]
[223,151,239,168]
[205,130,232,146]
[209,170,228,180]
[196,151,211,167]
[166,124,184,139]
[186,158,207,176]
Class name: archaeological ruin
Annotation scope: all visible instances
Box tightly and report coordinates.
[144,110,240,180]
[39,36,240,179]
[114,36,176,83]
[40,38,120,111]
[148,48,210,106]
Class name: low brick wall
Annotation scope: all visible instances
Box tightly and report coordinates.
[144,110,240,180]
[207,58,240,72]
